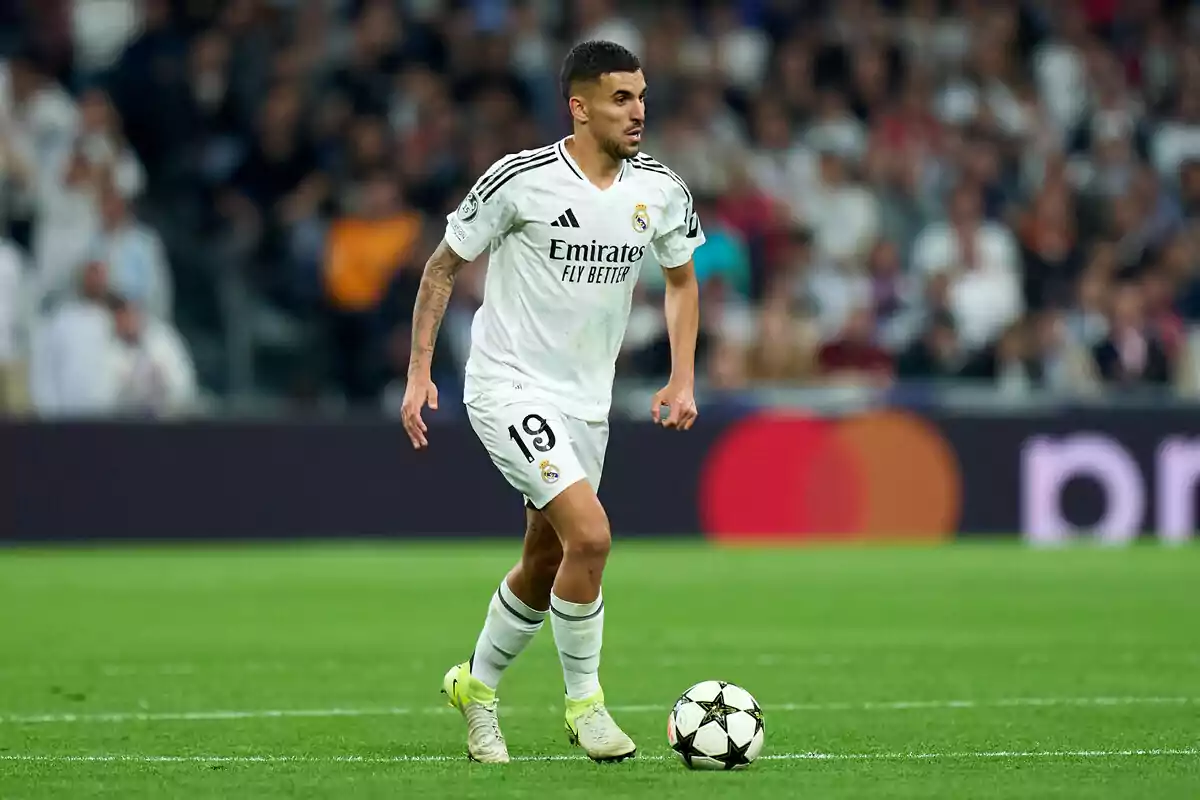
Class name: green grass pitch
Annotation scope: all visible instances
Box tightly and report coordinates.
[1,540,1198,798]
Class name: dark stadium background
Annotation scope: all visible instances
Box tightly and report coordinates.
[2,4,1199,798]
[1,0,1199,542]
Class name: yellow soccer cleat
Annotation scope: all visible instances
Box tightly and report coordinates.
[441,661,510,764]
[564,689,637,762]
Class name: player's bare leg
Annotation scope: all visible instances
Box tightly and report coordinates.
[463,508,560,696]
[504,507,563,611]
[541,480,636,762]
[442,510,561,763]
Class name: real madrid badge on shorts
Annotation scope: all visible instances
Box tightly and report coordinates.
[539,460,560,484]
[631,203,649,233]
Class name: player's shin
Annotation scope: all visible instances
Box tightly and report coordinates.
[549,589,604,700]
[540,482,612,699]
[469,580,546,690]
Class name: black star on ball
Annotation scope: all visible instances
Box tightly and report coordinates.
[746,705,765,735]
[695,691,741,732]
[718,737,753,770]
[671,728,698,768]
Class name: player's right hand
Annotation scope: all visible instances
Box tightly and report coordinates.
[401,376,439,450]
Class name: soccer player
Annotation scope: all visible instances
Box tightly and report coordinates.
[400,40,704,764]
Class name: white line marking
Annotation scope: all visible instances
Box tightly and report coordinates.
[1,708,418,724]
[4,651,1199,679]
[0,654,857,678]
[0,696,1192,725]
[1,749,1197,765]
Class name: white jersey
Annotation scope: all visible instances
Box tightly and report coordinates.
[444,137,705,422]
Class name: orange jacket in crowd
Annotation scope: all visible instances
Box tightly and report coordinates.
[324,212,422,312]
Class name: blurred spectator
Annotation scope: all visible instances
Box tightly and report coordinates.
[707,333,749,391]
[105,0,192,175]
[1168,229,1200,320]
[28,260,117,416]
[28,86,147,309]
[223,80,328,306]
[959,319,1040,393]
[816,305,893,387]
[109,295,197,416]
[746,98,817,225]
[776,225,841,334]
[1179,159,1200,218]
[715,158,786,289]
[1092,279,1172,389]
[91,181,172,320]
[1150,87,1200,181]
[896,310,962,380]
[72,87,144,200]
[935,12,1026,138]
[644,86,742,197]
[5,0,1200,413]
[806,147,880,268]
[1018,185,1085,311]
[911,181,1023,351]
[0,234,28,412]
[33,138,103,304]
[1067,256,1113,346]
[865,239,922,349]
[743,292,818,385]
[1140,267,1186,363]
[70,0,141,82]
[0,52,78,256]
[865,66,943,197]
[323,170,422,401]
[1026,308,1102,396]
[1032,3,1091,138]
[574,0,642,58]
[806,89,866,163]
[707,2,770,93]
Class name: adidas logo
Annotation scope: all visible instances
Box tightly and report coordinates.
[549,208,580,228]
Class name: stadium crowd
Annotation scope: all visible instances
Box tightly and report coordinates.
[2,0,1200,417]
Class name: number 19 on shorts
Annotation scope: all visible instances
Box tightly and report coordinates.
[465,400,598,509]
[508,414,556,463]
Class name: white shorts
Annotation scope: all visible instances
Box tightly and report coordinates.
[465,397,609,510]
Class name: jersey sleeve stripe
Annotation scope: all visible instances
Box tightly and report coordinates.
[634,155,693,199]
[474,145,557,197]
[630,161,694,221]
[632,157,694,207]
[633,153,684,177]
[479,155,558,202]
[556,141,585,183]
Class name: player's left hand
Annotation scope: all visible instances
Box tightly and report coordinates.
[651,380,698,430]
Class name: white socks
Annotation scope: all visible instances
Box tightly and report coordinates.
[467,581,606,701]
[550,590,604,700]
[469,580,546,690]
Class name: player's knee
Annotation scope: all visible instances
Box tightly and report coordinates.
[564,520,611,563]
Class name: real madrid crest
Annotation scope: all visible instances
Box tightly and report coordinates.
[631,203,650,233]
[539,460,560,484]
[458,191,479,223]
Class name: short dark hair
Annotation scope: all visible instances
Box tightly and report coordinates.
[560,40,641,101]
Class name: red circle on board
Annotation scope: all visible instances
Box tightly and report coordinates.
[698,413,863,539]
[698,410,961,542]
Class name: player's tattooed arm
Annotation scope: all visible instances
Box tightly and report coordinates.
[408,239,469,378]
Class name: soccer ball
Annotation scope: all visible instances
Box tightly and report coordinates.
[667,680,765,770]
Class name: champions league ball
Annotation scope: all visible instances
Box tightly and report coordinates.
[667,680,765,770]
